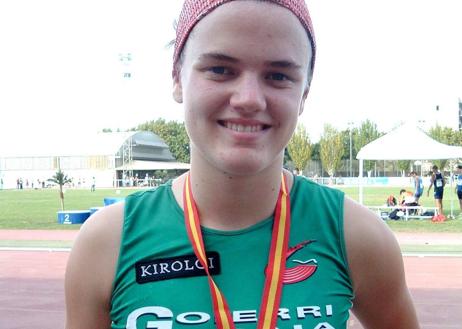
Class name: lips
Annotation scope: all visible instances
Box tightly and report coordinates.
[218,120,270,133]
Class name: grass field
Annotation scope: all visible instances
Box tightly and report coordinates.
[0,187,138,229]
[0,185,461,232]
[336,185,462,233]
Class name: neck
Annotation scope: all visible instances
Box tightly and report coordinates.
[174,157,292,231]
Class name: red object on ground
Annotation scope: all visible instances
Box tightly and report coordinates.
[432,214,446,222]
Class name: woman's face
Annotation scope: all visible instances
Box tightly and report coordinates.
[174,1,312,176]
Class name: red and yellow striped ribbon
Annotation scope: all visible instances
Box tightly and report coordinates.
[183,173,291,329]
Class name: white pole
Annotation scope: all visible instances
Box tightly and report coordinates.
[349,126,353,177]
[359,159,364,204]
[450,172,454,218]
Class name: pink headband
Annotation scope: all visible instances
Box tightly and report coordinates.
[172,0,316,78]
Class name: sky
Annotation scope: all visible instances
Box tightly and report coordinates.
[0,0,461,149]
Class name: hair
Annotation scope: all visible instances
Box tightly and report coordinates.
[457,164,462,170]
[399,189,406,194]
[432,165,438,170]
[172,0,316,80]
[409,171,417,176]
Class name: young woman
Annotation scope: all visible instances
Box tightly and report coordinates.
[65,1,420,328]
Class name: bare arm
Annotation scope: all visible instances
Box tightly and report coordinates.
[65,203,124,329]
[413,176,419,191]
[427,174,435,196]
[344,197,420,329]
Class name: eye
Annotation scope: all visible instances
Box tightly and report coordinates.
[267,72,289,81]
[209,66,232,75]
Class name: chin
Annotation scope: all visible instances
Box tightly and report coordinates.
[191,143,284,177]
[212,152,280,177]
[220,163,264,177]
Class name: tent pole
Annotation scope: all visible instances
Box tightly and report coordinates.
[450,172,454,218]
[359,159,364,204]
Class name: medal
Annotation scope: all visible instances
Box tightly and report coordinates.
[183,173,291,328]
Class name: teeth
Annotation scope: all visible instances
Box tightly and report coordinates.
[225,122,263,132]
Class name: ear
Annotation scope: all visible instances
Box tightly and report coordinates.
[172,76,183,104]
[298,87,310,115]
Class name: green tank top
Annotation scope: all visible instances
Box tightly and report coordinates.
[111,175,353,329]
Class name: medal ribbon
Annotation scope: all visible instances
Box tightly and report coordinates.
[183,173,291,329]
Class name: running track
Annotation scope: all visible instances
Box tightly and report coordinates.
[0,231,461,328]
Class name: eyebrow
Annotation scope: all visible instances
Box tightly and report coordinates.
[197,52,302,70]
[265,60,302,70]
[197,52,239,63]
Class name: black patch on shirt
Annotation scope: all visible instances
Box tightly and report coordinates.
[135,252,221,284]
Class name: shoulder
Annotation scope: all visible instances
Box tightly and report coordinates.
[72,201,124,256]
[344,197,398,259]
[294,175,343,197]
[65,202,124,327]
[67,201,124,287]
[343,197,419,327]
[344,197,400,292]
[291,176,344,216]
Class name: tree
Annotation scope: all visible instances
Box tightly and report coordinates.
[353,120,383,174]
[310,142,320,160]
[397,160,411,176]
[48,169,72,211]
[137,119,190,163]
[287,124,311,175]
[339,127,360,176]
[320,124,344,177]
[453,129,462,146]
[428,125,458,171]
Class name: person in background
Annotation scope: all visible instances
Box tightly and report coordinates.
[409,171,424,203]
[386,194,397,207]
[399,189,417,206]
[399,188,419,216]
[455,164,462,218]
[64,1,420,328]
[91,176,96,192]
[427,165,445,217]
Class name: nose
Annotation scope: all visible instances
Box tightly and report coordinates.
[229,73,267,113]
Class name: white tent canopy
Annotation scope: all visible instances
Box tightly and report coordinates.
[357,124,462,160]
[356,123,462,204]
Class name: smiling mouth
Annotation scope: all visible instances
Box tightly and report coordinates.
[218,120,270,133]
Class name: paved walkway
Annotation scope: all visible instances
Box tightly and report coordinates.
[0,230,79,241]
[394,232,462,245]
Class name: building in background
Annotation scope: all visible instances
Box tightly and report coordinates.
[0,131,189,189]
